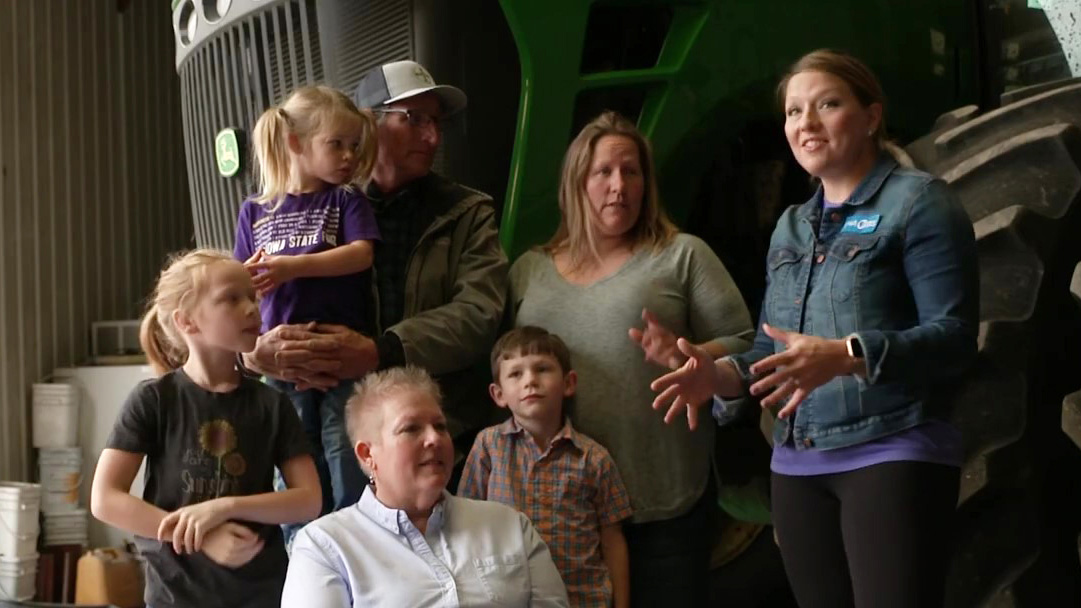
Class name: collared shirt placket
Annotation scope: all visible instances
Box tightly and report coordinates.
[396,508,460,607]
[520,436,561,524]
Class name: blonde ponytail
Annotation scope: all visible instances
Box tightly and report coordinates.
[140,304,188,376]
[251,107,293,211]
[140,249,235,376]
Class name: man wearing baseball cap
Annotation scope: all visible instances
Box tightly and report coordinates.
[243,60,507,487]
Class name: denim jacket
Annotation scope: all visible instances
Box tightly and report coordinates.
[715,153,978,450]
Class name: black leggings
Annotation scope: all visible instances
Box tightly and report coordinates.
[771,461,960,608]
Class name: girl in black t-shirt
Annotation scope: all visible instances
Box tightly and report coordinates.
[90,249,321,608]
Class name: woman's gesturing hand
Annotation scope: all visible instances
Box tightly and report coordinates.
[649,338,723,431]
[629,308,685,369]
[749,324,856,420]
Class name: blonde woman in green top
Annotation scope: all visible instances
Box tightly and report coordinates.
[508,111,754,608]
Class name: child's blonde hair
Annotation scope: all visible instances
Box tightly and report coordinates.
[251,85,377,209]
[139,249,236,376]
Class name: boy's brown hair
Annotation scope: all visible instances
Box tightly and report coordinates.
[490,326,573,381]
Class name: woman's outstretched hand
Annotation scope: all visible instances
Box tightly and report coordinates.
[749,324,856,420]
[649,338,721,431]
[629,308,685,369]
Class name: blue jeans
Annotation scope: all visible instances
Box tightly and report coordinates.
[269,378,367,544]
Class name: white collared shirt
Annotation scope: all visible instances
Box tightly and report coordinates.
[281,487,569,607]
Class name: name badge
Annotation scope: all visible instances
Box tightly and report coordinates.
[841,214,881,234]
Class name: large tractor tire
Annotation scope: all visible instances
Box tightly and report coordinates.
[906,79,1081,607]
[1064,387,1081,567]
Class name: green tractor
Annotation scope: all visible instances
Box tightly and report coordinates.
[171,0,1081,604]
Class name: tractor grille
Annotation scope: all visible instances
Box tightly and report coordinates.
[178,0,324,249]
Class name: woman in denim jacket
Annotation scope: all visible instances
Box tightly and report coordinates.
[651,49,978,607]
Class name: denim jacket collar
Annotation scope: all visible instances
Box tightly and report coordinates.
[796,152,899,222]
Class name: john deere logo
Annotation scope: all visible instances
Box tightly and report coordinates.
[215,128,241,178]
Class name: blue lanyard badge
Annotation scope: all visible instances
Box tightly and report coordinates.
[841,214,881,234]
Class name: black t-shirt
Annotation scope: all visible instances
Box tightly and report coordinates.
[105,369,308,608]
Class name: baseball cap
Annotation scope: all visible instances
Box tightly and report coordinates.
[353,60,467,116]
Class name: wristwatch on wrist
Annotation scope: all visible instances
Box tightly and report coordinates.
[845,334,864,359]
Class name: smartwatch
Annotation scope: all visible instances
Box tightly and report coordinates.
[845,334,864,359]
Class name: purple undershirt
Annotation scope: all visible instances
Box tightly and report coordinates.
[770,198,963,476]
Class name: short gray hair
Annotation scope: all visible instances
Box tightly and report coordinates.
[345,365,443,448]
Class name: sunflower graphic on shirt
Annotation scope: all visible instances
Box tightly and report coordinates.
[198,420,245,496]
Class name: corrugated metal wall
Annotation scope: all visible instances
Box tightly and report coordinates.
[0,1,193,481]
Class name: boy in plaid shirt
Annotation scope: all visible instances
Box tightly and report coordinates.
[458,326,633,608]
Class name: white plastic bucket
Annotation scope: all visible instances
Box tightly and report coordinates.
[0,554,38,601]
[32,383,79,448]
[43,508,88,546]
[0,483,41,558]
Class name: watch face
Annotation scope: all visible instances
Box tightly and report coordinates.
[847,336,863,358]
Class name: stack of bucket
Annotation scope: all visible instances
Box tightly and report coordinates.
[0,482,42,601]
[38,448,87,547]
[32,383,88,548]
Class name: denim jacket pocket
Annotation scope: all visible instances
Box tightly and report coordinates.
[766,247,805,325]
[828,236,879,302]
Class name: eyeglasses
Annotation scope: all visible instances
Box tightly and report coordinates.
[375,108,441,130]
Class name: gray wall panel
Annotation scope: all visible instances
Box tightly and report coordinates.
[0,0,192,481]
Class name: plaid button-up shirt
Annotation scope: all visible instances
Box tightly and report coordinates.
[458,418,634,607]
[367,176,436,331]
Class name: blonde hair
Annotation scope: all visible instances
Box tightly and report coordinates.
[776,49,912,167]
[251,85,378,209]
[345,366,443,474]
[545,111,678,270]
[139,249,236,376]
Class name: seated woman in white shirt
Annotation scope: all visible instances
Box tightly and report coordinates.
[281,365,569,608]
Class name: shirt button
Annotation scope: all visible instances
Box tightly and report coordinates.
[830,212,841,222]
[794,297,802,305]
[803,438,814,447]
[815,254,826,264]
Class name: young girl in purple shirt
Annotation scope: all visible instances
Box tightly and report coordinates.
[233,85,380,540]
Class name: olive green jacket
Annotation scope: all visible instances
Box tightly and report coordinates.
[381,173,508,436]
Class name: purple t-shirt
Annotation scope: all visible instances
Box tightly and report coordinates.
[770,198,963,476]
[234,187,380,333]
